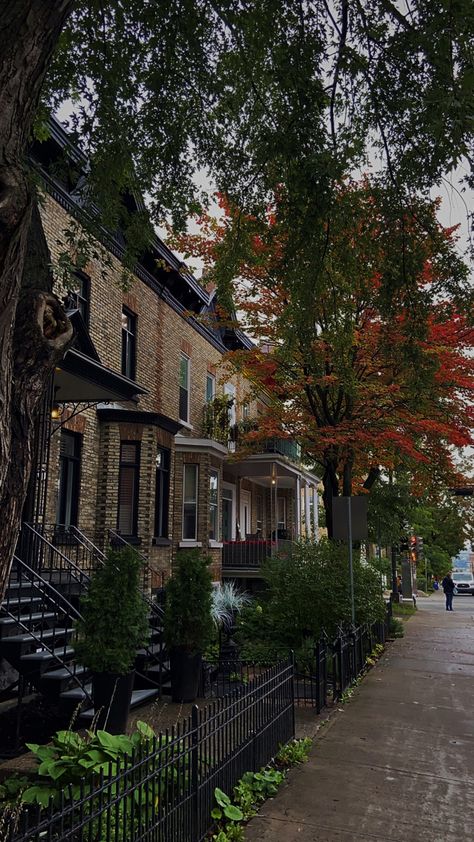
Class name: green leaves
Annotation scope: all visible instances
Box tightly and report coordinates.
[214,787,244,822]
[74,546,149,674]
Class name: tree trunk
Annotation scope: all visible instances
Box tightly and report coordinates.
[0,1,75,600]
[322,452,339,539]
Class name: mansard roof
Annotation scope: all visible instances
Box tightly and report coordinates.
[30,118,253,355]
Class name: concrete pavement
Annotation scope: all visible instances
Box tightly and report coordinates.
[246,593,474,842]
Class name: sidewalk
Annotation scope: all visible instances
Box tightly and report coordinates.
[246,593,474,842]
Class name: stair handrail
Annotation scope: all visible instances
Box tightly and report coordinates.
[23,522,92,588]
[107,529,165,620]
[2,556,92,704]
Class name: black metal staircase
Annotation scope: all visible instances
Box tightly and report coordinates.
[0,524,172,736]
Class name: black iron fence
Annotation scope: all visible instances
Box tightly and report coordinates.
[293,609,390,711]
[5,660,294,842]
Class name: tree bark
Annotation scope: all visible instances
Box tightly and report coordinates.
[322,451,339,539]
[0,1,75,600]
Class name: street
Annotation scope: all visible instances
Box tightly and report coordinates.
[246,593,474,842]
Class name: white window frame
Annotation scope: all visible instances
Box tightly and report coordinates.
[209,469,219,541]
[222,482,236,542]
[206,373,216,403]
[182,463,198,541]
[277,496,286,531]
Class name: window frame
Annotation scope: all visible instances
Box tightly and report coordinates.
[117,441,140,537]
[277,496,287,531]
[209,469,219,541]
[154,447,171,539]
[182,463,198,541]
[121,307,137,381]
[56,430,82,529]
[206,372,216,403]
[72,270,90,328]
[179,353,190,423]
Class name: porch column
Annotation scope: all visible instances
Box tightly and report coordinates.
[304,482,311,540]
[295,475,301,538]
[312,485,319,541]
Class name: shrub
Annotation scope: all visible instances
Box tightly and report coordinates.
[263,539,385,646]
[389,617,404,638]
[164,550,214,654]
[74,547,149,674]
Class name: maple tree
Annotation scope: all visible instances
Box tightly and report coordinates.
[173,181,474,536]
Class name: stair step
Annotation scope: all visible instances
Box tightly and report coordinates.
[21,646,75,664]
[136,641,165,658]
[79,688,160,721]
[0,611,56,626]
[41,664,88,682]
[1,597,43,610]
[1,627,72,646]
[144,662,170,676]
[60,683,92,702]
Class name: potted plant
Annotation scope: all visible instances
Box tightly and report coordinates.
[74,546,149,733]
[163,549,214,702]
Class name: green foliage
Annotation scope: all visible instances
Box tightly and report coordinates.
[164,550,214,654]
[0,776,29,806]
[237,541,385,655]
[276,738,312,767]
[392,603,416,617]
[389,617,405,638]
[213,788,244,822]
[74,547,149,674]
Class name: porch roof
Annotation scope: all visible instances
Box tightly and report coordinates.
[224,453,320,488]
[54,349,146,403]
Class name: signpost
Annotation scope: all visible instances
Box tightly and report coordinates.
[332,496,368,625]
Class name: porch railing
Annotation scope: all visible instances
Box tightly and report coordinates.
[222,538,293,570]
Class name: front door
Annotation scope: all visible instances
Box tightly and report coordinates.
[240,490,251,539]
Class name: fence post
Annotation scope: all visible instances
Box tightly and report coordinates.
[191,705,200,840]
[290,652,296,737]
[315,641,321,714]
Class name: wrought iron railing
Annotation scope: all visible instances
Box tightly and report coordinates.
[5,660,294,842]
[222,538,293,570]
[1,556,92,704]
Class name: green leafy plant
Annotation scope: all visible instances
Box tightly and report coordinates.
[74,546,149,674]
[212,824,245,842]
[164,550,214,654]
[276,738,312,767]
[212,788,244,822]
[211,582,252,630]
[0,776,29,807]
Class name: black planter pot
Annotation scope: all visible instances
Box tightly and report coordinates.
[170,649,202,702]
[92,671,135,734]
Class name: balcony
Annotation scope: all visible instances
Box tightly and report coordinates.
[203,400,301,464]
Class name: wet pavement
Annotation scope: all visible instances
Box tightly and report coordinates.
[246,592,474,842]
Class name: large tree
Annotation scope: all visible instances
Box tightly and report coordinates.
[1,1,474,595]
[172,182,474,534]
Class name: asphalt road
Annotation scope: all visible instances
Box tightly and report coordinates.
[246,592,474,842]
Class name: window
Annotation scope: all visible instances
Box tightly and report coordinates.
[154,447,170,538]
[206,373,216,403]
[277,497,286,531]
[121,308,137,380]
[256,494,264,534]
[117,442,140,536]
[209,470,219,540]
[183,463,198,540]
[71,271,90,327]
[179,354,190,422]
[56,431,82,528]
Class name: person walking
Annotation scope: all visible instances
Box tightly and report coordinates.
[442,572,455,611]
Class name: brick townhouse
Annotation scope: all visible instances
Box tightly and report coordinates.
[26,119,320,587]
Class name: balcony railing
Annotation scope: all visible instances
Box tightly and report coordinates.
[203,401,301,464]
[222,538,293,571]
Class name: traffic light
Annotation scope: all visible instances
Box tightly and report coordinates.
[409,536,417,563]
[415,537,424,560]
[399,538,409,553]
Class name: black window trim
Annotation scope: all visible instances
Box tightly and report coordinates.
[117,440,140,537]
[121,307,137,381]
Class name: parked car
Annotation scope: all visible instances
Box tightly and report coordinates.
[452,572,474,595]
